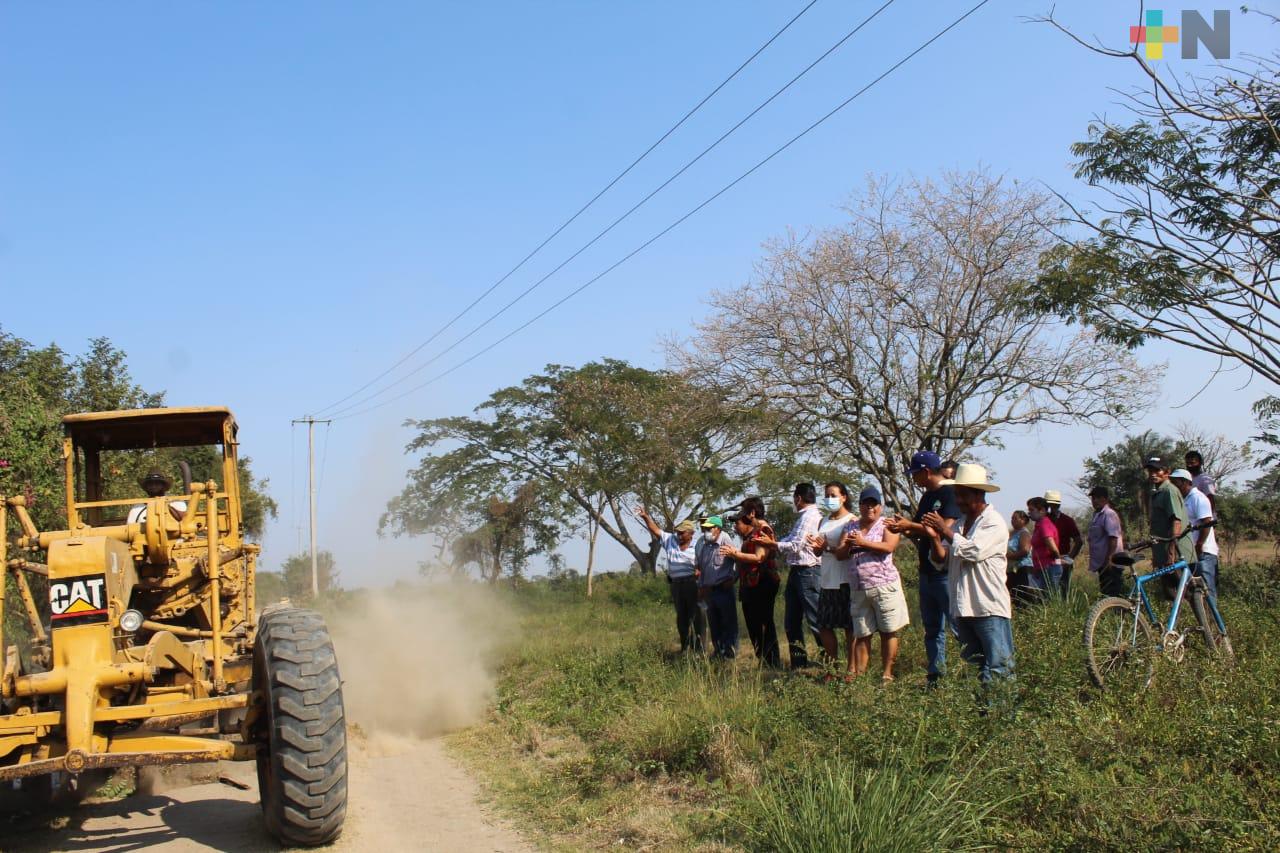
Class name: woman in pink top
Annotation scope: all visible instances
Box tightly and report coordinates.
[836,486,908,682]
[1026,496,1061,601]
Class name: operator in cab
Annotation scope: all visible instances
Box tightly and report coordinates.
[127,469,187,524]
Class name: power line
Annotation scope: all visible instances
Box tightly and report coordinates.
[324,0,898,419]
[311,0,824,417]
[332,0,993,422]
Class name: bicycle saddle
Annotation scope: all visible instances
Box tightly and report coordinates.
[1112,551,1139,567]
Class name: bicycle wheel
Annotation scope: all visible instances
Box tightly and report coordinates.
[1189,586,1236,665]
[1084,596,1155,690]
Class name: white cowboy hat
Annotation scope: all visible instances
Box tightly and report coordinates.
[1043,489,1063,504]
[952,463,1000,493]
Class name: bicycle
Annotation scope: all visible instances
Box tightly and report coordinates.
[1083,520,1234,689]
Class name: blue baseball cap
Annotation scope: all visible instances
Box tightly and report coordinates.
[907,451,942,475]
[859,486,882,505]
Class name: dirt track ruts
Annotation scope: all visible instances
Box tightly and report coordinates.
[3,733,530,853]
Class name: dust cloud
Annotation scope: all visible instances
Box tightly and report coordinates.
[328,582,513,742]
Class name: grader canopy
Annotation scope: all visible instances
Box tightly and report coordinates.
[1,407,347,846]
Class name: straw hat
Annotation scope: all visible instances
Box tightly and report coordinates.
[952,463,1000,493]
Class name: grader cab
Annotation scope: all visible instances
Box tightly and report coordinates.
[0,407,346,846]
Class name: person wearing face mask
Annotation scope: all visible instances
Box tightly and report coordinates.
[1026,497,1061,602]
[636,506,705,654]
[805,482,857,678]
[697,515,738,660]
[837,486,908,682]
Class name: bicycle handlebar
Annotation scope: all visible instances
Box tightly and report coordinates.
[1125,519,1215,554]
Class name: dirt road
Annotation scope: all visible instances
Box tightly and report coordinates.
[3,733,531,852]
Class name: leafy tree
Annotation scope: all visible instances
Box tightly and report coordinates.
[0,327,277,537]
[256,570,287,605]
[1077,430,1182,535]
[1030,20,1279,387]
[383,360,768,575]
[448,482,559,583]
[671,172,1150,511]
[280,550,340,602]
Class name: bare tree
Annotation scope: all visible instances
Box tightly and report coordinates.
[1173,421,1253,486]
[670,172,1154,511]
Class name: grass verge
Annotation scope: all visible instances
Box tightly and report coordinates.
[453,561,1280,850]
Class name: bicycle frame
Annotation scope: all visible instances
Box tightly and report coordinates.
[1131,560,1192,641]
[1129,559,1228,645]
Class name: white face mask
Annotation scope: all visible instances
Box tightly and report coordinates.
[821,496,844,514]
[703,530,718,542]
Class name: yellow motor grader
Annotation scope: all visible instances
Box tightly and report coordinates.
[0,407,346,846]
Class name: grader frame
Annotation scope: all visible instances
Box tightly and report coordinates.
[0,407,346,846]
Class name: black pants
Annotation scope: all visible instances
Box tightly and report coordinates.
[669,577,705,652]
[1098,565,1127,598]
[1006,568,1033,608]
[739,577,781,667]
[1059,562,1074,599]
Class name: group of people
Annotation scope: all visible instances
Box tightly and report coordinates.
[635,447,1224,688]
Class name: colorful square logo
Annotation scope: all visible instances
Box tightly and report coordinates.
[1130,9,1180,59]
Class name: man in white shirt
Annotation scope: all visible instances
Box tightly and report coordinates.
[1171,469,1219,602]
[127,470,188,525]
[921,464,1014,684]
[774,483,823,669]
[1184,451,1218,515]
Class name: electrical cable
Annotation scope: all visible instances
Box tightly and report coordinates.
[311,0,824,416]
[331,0,992,422]
[323,0,898,418]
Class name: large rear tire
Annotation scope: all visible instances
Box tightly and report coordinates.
[1189,586,1235,665]
[1084,596,1155,690]
[253,608,347,847]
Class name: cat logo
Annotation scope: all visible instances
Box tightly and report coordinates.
[49,574,109,628]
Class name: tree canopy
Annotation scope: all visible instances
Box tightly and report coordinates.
[382,359,769,574]
[0,326,278,537]
[671,172,1151,511]
[1031,28,1279,389]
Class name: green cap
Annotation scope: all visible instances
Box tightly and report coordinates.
[700,515,724,529]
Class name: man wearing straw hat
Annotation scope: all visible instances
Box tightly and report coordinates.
[921,464,1015,684]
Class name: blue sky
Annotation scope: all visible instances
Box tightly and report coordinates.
[4,2,1276,583]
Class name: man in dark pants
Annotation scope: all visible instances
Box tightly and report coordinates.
[1044,490,1083,599]
[887,451,961,686]
[776,483,823,669]
[1087,486,1126,597]
[636,507,704,653]
[697,515,738,659]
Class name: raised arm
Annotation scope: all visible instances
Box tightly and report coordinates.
[635,505,664,540]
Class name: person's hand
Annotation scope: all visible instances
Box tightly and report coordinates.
[883,515,907,534]
[805,533,825,553]
[921,511,946,532]
[634,504,649,520]
[840,528,859,549]
[719,544,737,559]
[1061,554,1074,569]
[922,520,941,540]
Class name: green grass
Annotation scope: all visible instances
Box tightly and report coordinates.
[454,562,1280,851]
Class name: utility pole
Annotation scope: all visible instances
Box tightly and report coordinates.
[291,416,331,599]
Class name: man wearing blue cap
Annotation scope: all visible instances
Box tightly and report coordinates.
[886,450,962,685]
